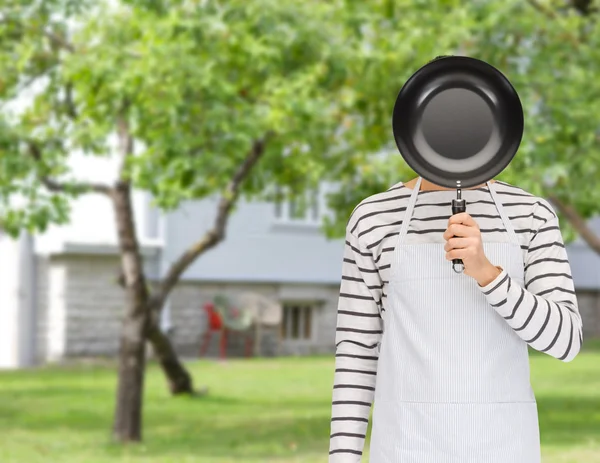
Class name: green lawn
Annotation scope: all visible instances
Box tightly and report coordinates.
[0,342,599,463]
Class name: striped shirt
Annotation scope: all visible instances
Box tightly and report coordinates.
[329,179,584,461]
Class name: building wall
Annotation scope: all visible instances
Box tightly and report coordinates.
[0,232,37,368]
[35,254,123,360]
[33,252,600,364]
[37,254,340,361]
[168,280,339,357]
[34,176,347,287]
[0,232,22,368]
[62,255,124,357]
[578,290,600,342]
[160,195,345,285]
[35,257,49,363]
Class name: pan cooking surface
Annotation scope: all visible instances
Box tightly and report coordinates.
[420,88,494,160]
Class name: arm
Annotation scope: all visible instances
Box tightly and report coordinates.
[329,225,383,462]
[479,201,583,362]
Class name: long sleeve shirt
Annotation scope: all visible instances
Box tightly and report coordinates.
[328,180,583,462]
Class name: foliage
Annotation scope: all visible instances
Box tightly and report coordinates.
[322,0,600,244]
[1,1,598,242]
[470,0,600,244]
[0,0,477,237]
[0,0,341,230]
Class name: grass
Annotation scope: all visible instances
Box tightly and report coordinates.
[0,341,599,463]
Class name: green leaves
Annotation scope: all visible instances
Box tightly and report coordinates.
[325,0,600,243]
[470,0,600,241]
[0,0,598,247]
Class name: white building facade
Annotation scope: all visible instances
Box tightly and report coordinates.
[1,156,600,368]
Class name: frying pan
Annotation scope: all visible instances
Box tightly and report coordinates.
[392,55,524,273]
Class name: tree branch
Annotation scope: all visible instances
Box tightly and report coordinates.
[571,0,597,16]
[546,194,600,254]
[0,17,76,52]
[116,101,133,183]
[525,0,581,46]
[526,0,599,44]
[27,141,113,196]
[525,0,558,18]
[43,28,76,53]
[150,132,274,310]
[65,82,78,119]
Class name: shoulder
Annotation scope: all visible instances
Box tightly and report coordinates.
[346,181,411,237]
[494,180,558,225]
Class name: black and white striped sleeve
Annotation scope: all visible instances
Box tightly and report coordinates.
[329,225,383,462]
[479,200,583,362]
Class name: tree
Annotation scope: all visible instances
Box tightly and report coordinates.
[323,0,600,253]
[0,0,478,442]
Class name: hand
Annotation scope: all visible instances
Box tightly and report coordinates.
[443,212,503,286]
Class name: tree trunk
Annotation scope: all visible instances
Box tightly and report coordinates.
[113,314,147,442]
[117,277,196,395]
[111,182,152,442]
[547,193,600,255]
[147,322,194,394]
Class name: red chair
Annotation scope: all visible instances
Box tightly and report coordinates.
[199,302,228,359]
[198,301,254,359]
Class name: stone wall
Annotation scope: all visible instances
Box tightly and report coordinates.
[63,255,125,357]
[578,290,600,341]
[168,280,339,357]
[168,281,279,357]
[34,257,49,362]
[34,254,124,360]
[36,254,340,361]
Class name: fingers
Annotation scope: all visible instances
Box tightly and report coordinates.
[445,247,476,260]
[448,212,479,229]
[442,223,478,240]
[444,214,482,260]
[444,237,474,252]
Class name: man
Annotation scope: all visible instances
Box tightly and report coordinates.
[328,176,583,463]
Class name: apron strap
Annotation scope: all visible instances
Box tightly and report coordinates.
[397,176,422,244]
[488,180,519,245]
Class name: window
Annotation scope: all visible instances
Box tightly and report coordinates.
[273,186,321,224]
[281,303,316,341]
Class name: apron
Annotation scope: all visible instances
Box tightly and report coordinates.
[369,176,541,463]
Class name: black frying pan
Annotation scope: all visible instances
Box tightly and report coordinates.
[392,55,524,272]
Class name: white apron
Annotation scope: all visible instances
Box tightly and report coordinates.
[369,176,541,463]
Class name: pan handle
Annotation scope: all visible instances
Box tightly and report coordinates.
[451,195,466,273]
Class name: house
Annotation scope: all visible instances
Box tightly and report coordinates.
[0,156,348,368]
[1,155,600,368]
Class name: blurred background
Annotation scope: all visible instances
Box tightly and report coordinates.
[0,0,599,462]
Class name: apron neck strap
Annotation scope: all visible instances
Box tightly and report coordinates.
[487,180,519,244]
[397,177,422,241]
